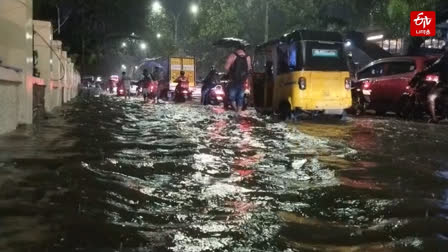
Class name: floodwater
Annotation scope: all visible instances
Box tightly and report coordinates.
[0,96,447,252]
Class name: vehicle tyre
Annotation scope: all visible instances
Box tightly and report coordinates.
[375,108,387,116]
[279,101,292,120]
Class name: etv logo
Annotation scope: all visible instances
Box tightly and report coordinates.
[411,11,436,37]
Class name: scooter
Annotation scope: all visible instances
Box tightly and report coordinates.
[174,83,192,103]
[202,72,225,105]
[222,78,250,111]
[205,84,226,105]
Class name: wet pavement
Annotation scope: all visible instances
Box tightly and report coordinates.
[0,95,448,252]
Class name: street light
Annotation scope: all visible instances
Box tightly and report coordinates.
[190,3,199,15]
[121,42,127,48]
[157,33,162,39]
[121,64,127,70]
[152,1,162,14]
[140,42,147,50]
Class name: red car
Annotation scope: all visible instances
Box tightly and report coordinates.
[353,56,438,115]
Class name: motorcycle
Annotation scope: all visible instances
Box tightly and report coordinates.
[202,72,226,105]
[222,78,250,111]
[350,81,367,116]
[147,81,158,100]
[398,74,447,120]
[205,84,226,105]
[174,83,192,103]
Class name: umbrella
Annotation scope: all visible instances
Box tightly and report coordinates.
[213,37,250,48]
[137,59,164,71]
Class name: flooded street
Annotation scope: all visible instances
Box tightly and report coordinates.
[1,96,448,252]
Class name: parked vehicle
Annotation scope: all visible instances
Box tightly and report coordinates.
[254,30,352,119]
[352,56,438,115]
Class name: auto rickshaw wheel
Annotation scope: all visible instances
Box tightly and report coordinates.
[279,101,291,120]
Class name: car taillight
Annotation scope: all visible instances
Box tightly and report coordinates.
[425,74,439,83]
[362,81,371,90]
[345,78,351,90]
[298,77,306,90]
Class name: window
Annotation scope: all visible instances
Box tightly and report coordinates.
[387,61,416,75]
[276,42,303,75]
[357,63,387,79]
[277,44,290,75]
[253,52,266,73]
[421,39,446,49]
[288,43,297,69]
[304,41,348,71]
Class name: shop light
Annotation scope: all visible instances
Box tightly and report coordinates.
[367,34,384,41]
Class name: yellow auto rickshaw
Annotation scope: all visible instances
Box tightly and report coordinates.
[253,30,352,118]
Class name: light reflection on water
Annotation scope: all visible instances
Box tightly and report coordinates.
[0,96,447,251]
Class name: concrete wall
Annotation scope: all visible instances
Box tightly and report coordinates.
[0,68,21,135]
[33,20,55,112]
[0,0,34,134]
[50,40,62,110]
[0,1,80,135]
[61,51,67,104]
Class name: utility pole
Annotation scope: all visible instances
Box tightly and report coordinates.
[173,13,180,46]
[264,0,269,42]
[57,6,61,35]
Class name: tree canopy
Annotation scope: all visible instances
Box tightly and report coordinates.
[34,0,445,76]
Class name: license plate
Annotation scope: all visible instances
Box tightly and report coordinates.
[362,90,372,95]
[217,97,223,101]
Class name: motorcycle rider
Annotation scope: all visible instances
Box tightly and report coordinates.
[138,69,154,103]
[175,71,189,89]
[201,65,219,105]
[225,45,252,113]
[174,71,189,100]
[412,46,448,123]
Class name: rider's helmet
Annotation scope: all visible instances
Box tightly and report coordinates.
[143,69,149,76]
[180,71,185,76]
